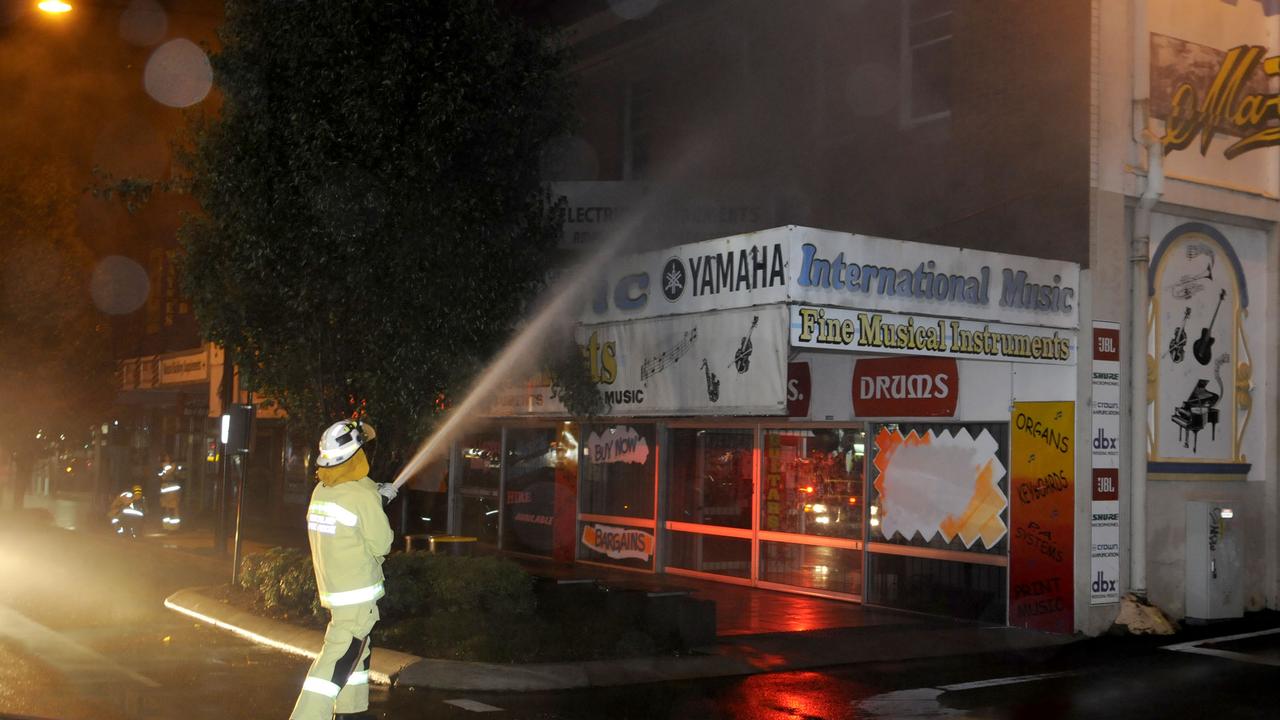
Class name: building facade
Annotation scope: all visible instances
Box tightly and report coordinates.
[1092,0,1280,631]
[460,0,1280,633]
[480,226,1081,630]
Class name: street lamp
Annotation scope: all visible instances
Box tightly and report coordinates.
[37,1,73,13]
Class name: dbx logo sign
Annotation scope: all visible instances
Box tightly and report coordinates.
[1092,428,1118,451]
[1091,571,1117,594]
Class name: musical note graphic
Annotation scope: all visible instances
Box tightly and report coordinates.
[640,328,697,384]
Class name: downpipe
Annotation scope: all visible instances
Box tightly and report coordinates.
[1127,0,1160,602]
[1130,126,1163,599]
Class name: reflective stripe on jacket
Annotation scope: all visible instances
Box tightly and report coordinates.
[306,477,394,608]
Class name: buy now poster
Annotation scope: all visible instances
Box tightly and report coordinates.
[1009,401,1075,633]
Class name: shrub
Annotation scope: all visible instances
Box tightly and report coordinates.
[235,547,681,663]
[379,552,535,622]
[237,547,322,622]
[237,548,535,628]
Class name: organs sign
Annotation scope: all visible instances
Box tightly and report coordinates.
[587,426,650,465]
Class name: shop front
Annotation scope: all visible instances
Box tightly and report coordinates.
[472,226,1081,629]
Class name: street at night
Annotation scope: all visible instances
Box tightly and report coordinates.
[4,517,1280,719]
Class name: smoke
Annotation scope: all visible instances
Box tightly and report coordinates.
[392,149,710,488]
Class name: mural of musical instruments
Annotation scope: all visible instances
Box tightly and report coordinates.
[1165,307,1190,363]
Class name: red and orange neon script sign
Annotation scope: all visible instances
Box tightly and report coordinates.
[1163,44,1280,159]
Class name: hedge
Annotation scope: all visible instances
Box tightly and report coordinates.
[236,548,673,662]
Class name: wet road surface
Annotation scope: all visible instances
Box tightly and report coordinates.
[3,517,1280,719]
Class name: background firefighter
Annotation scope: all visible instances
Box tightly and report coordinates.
[290,419,396,720]
[157,455,183,531]
[108,485,147,538]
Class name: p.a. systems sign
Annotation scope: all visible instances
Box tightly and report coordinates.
[585,226,1080,330]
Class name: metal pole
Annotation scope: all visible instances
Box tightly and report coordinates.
[231,452,248,585]
[215,348,234,555]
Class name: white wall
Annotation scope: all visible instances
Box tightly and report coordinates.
[1143,212,1274,617]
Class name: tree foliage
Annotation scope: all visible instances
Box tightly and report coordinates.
[180,0,574,474]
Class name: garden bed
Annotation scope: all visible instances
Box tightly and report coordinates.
[227,547,704,663]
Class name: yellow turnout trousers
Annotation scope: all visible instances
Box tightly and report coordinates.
[289,602,378,719]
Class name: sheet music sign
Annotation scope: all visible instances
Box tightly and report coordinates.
[1090,322,1121,604]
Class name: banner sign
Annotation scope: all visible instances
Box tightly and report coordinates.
[580,523,655,562]
[1090,322,1121,604]
[1009,401,1075,633]
[576,305,788,416]
[584,231,790,324]
[790,228,1080,329]
[790,305,1077,365]
[852,357,958,417]
[584,226,1081,328]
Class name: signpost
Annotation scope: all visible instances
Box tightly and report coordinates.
[225,403,255,585]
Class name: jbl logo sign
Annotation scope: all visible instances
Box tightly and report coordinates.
[1093,468,1119,501]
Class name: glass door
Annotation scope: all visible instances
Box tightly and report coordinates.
[577,423,658,572]
[664,427,754,582]
[456,428,501,546]
[758,427,866,599]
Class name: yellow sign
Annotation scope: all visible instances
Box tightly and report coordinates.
[1009,401,1075,633]
[1163,44,1280,159]
[790,306,1075,364]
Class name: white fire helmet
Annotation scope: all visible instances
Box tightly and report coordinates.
[317,419,375,468]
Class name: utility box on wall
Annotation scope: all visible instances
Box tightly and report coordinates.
[1185,501,1243,622]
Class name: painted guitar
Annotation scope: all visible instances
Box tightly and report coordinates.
[730,316,758,374]
[1166,307,1191,363]
[1192,289,1227,366]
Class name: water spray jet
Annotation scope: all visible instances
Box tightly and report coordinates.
[389,180,688,490]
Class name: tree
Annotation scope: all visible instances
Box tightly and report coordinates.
[0,159,114,508]
[179,0,574,476]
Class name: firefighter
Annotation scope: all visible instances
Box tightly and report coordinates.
[157,456,183,531]
[108,484,147,538]
[290,419,395,720]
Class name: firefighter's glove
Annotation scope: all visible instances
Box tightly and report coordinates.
[377,483,398,505]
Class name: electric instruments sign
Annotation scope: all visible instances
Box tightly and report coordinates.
[790,306,1076,365]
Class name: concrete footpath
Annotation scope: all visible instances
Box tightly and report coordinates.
[164,585,1072,691]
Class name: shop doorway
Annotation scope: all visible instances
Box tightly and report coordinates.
[662,424,866,601]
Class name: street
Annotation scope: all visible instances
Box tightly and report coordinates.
[0,516,1278,720]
